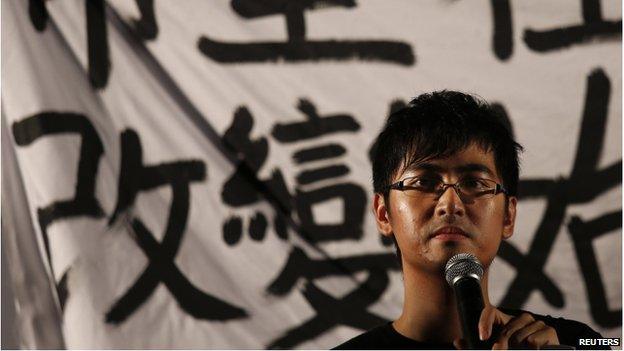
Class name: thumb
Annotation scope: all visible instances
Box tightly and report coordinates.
[479,306,512,340]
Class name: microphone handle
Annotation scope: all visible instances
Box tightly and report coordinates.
[454,277,491,349]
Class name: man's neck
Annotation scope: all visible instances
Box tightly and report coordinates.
[393,265,491,344]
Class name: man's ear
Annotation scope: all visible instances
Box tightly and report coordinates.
[502,196,517,240]
[373,193,393,236]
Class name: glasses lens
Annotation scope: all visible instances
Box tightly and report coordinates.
[400,177,500,199]
[458,178,496,198]
[402,177,442,198]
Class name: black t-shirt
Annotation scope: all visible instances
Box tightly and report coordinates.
[334,309,606,350]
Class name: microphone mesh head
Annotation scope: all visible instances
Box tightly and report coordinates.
[444,253,484,286]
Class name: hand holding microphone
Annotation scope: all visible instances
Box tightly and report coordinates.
[446,253,561,349]
[476,307,560,349]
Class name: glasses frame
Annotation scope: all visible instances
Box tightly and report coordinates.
[388,176,508,200]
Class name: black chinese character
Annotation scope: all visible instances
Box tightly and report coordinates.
[132,0,158,40]
[106,129,248,323]
[271,99,366,243]
[11,112,105,281]
[198,0,415,65]
[28,0,48,31]
[221,106,292,245]
[266,246,399,348]
[524,0,621,52]
[568,211,621,328]
[497,69,621,327]
[271,99,360,142]
[490,0,513,60]
[28,0,110,88]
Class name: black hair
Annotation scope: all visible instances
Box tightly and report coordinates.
[371,90,523,265]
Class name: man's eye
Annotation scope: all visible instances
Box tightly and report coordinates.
[413,178,439,189]
[462,179,487,189]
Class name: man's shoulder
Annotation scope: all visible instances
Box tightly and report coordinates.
[502,308,605,349]
[333,322,454,350]
[333,323,393,350]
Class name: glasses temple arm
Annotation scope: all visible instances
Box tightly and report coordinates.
[495,183,508,194]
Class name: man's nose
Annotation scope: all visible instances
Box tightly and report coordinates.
[435,185,466,217]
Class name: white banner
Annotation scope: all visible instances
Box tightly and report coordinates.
[2,0,621,348]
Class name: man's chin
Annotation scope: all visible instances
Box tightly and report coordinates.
[408,248,477,275]
[429,244,478,270]
[432,238,476,255]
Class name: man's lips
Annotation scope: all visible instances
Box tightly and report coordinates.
[431,226,470,240]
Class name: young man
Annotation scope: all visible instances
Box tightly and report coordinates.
[336,91,604,349]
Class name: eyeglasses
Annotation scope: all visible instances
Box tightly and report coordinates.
[388,176,507,201]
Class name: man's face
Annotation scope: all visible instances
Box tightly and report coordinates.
[373,143,517,273]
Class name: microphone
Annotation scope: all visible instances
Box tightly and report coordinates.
[445,253,488,349]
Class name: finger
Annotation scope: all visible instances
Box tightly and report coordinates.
[524,327,559,349]
[491,339,507,350]
[453,338,466,350]
[479,307,512,340]
[498,312,534,340]
[495,313,534,348]
[478,306,496,340]
[509,320,544,347]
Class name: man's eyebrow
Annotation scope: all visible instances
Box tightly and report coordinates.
[407,163,495,177]
[406,163,444,173]
[455,163,496,177]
